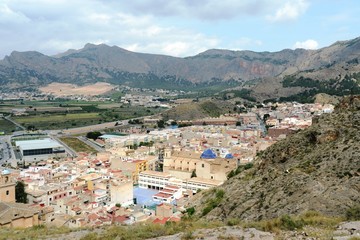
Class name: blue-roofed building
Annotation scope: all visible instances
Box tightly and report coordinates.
[225,153,234,159]
[200,149,217,159]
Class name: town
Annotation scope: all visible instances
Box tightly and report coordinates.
[0,99,334,228]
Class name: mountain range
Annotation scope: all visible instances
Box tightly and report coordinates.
[1,37,360,101]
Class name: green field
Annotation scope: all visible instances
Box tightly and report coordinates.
[14,113,102,130]
[2,98,166,131]
[0,119,18,134]
[60,137,98,154]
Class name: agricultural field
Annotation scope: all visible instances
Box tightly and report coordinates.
[60,137,97,154]
[0,118,18,134]
[13,113,102,130]
[6,99,166,131]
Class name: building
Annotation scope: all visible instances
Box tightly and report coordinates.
[109,180,133,206]
[0,170,16,203]
[155,203,173,218]
[110,159,148,183]
[163,149,237,182]
[138,170,223,193]
[152,185,182,204]
[15,138,66,163]
[0,202,39,228]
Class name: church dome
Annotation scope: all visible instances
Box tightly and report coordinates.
[200,149,217,159]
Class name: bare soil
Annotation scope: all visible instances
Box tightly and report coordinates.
[39,82,114,96]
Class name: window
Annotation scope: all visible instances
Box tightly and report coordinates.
[202,164,204,168]
[6,190,9,195]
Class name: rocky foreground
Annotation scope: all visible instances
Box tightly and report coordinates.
[148,221,360,240]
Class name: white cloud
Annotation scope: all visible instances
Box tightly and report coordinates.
[293,39,318,49]
[0,3,30,24]
[267,0,309,22]
[121,0,286,20]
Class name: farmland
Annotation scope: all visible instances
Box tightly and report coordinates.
[0,118,18,134]
[1,99,165,131]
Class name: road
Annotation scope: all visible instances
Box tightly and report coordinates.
[62,120,129,135]
[0,135,18,168]
[77,136,105,152]
[61,114,160,135]
[50,135,77,158]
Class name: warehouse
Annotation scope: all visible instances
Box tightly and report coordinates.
[15,138,66,163]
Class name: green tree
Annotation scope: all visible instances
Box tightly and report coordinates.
[263,113,270,122]
[157,120,165,128]
[15,181,28,203]
[86,131,102,140]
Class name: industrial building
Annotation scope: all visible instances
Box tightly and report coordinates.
[15,138,66,163]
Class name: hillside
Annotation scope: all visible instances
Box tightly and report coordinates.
[1,37,360,101]
[189,96,360,221]
[162,100,236,121]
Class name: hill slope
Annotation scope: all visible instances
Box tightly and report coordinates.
[190,96,360,221]
[162,100,236,121]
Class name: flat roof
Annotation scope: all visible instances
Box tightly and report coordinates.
[15,138,63,151]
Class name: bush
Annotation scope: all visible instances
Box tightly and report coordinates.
[216,189,225,199]
[202,206,213,216]
[346,205,360,220]
[244,163,253,170]
[186,207,195,216]
[226,218,240,226]
[279,215,303,230]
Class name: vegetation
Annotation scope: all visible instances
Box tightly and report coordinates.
[221,89,256,102]
[0,210,353,239]
[15,181,28,203]
[244,211,343,234]
[227,163,254,179]
[202,189,226,216]
[77,219,223,240]
[346,205,360,220]
[0,118,17,134]
[0,225,73,240]
[156,120,165,128]
[60,137,97,154]
[280,73,360,103]
[2,99,165,131]
[86,131,102,140]
[199,101,222,117]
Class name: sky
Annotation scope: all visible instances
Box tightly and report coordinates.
[0,0,359,58]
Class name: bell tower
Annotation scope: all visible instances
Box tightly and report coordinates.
[0,170,16,202]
